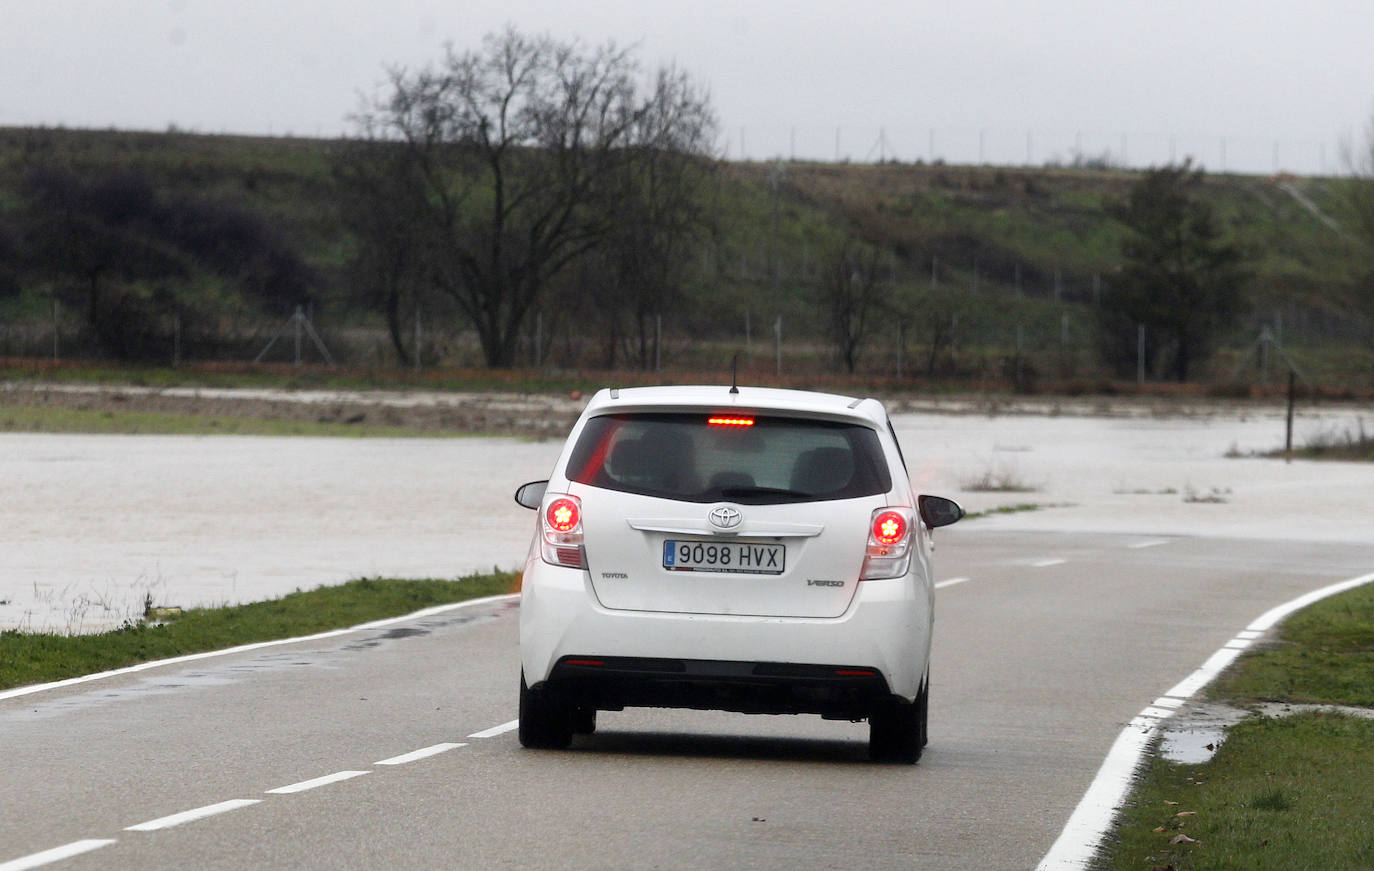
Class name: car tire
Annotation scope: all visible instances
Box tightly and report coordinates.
[869,676,927,764]
[518,671,574,749]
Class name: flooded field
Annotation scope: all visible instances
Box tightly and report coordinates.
[3,400,1372,632]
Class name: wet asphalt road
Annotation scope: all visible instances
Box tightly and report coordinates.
[3,529,1372,870]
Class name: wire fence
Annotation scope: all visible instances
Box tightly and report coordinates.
[722,124,1349,177]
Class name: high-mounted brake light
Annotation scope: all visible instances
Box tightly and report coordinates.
[540,494,586,569]
[707,416,755,427]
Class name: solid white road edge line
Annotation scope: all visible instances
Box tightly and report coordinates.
[376,743,467,765]
[0,593,521,703]
[125,799,262,832]
[468,719,520,739]
[265,771,370,795]
[0,839,117,871]
[1035,569,1374,871]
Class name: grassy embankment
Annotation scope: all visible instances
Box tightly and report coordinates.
[1102,581,1374,870]
[4,126,1371,387]
[0,404,459,438]
[0,573,518,692]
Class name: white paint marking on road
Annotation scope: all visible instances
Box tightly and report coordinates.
[1224,639,1252,650]
[1037,570,1374,871]
[1236,630,1262,640]
[1127,539,1169,549]
[1164,647,1246,702]
[0,593,521,703]
[1031,558,1067,568]
[468,719,519,739]
[375,743,467,765]
[0,839,117,871]
[935,577,971,589]
[1246,574,1374,632]
[125,799,261,832]
[266,771,370,795]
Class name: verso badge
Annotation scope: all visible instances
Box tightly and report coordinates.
[708,506,742,529]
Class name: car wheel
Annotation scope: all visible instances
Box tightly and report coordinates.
[518,671,574,749]
[869,688,924,764]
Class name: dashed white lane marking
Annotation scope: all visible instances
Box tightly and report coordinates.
[1127,540,1170,549]
[1037,569,1374,871]
[935,577,971,589]
[1031,558,1067,568]
[468,719,519,739]
[125,799,262,832]
[376,743,466,765]
[0,840,117,871]
[266,771,370,795]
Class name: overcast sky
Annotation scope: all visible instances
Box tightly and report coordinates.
[3,0,1372,175]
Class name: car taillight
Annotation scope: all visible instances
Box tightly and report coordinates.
[871,511,907,547]
[707,416,754,427]
[540,494,586,569]
[860,507,914,580]
[546,498,579,533]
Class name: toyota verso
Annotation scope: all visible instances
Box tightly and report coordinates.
[513,385,963,763]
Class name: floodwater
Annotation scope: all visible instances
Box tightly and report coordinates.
[3,402,1372,632]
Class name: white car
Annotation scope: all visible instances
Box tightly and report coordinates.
[513,385,963,762]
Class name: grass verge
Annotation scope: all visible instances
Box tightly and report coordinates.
[0,404,457,438]
[0,572,519,691]
[962,502,1057,520]
[1103,714,1374,869]
[1101,581,1374,869]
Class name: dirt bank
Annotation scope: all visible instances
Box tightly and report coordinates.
[1,383,590,438]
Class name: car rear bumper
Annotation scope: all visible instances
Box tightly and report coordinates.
[543,655,894,717]
[519,561,931,704]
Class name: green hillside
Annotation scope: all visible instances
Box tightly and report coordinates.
[1,126,1369,389]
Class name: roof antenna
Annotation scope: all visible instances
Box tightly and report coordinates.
[729,353,741,394]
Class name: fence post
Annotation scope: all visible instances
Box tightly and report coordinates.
[1137,324,1146,386]
[774,315,782,377]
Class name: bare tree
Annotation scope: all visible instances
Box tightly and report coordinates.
[343,28,717,368]
[819,237,888,374]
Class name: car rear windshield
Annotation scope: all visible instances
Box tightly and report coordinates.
[565,412,892,503]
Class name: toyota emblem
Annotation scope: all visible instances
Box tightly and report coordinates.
[708,506,742,529]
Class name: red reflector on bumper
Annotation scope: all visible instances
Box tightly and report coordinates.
[564,659,605,667]
[834,669,877,677]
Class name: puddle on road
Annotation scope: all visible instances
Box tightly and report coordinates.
[1157,700,1374,764]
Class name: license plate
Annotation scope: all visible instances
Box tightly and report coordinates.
[663,540,785,574]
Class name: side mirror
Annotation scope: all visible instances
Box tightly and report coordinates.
[918,495,965,529]
[514,480,549,510]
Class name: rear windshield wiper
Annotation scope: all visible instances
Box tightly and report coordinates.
[719,485,813,501]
